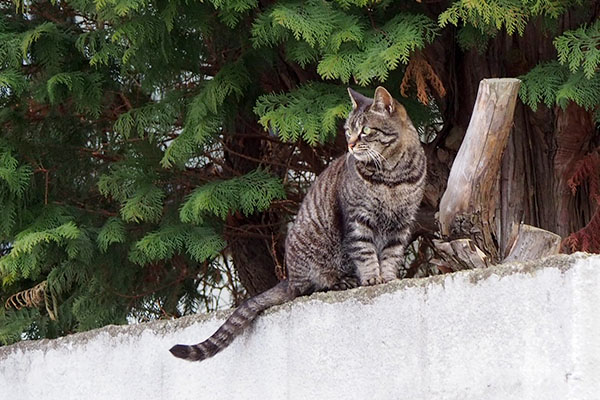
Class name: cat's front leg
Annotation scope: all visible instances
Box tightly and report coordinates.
[345,220,382,286]
[379,235,407,283]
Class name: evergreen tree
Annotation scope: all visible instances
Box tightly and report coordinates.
[0,0,598,344]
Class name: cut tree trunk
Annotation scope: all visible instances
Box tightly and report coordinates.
[503,224,562,263]
[435,78,563,269]
[437,78,521,264]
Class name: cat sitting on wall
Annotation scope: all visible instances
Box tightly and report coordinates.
[170,86,426,362]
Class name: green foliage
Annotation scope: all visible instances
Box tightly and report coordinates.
[520,61,600,111]
[554,70,600,110]
[97,217,126,252]
[254,0,368,52]
[0,144,31,241]
[184,227,228,263]
[114,98,181,140]
[251,11,290,48]
[268,0,347,48]
[350,14,438,85]
[519,62,571,111]
[0,207,83,289]
[98,163,165,222]
[440,0,527,35]
[253,3,437,84]
[20,22,60,59]
[439,0,575,36]
[524,0,576,17]
[10,221,80,259]
[0,309,41,345]
[132,223,225,265]
[162,61,251,168]
[180,169,286,223]
[208,0,258,28]
[20,21,67,73]
[255,83,351,145]
[120,183,165,223]
[554,20,600,79]
[0,29,22,69]
[286,40,320,67]
[46,72,103,117]
[517,5,600,113]
[0,148,32,198]
[0,70,27,97]
[438,0,569,35]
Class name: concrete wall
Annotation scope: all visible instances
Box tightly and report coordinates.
[1,253,599,400]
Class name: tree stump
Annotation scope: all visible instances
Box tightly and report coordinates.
[503,223,562,263]
[435,78,561,269]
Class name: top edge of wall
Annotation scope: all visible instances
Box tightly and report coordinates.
[0,251,594,359]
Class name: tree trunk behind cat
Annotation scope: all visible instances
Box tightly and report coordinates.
[223,117,282,297]
[426,11,598,270]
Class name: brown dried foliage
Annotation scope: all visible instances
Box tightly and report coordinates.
[400,53,446,105]
[563,149,600,253]
[567,149,600,201]
[5,281,58,320]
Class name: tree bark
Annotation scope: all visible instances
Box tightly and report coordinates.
[224,116,284,297]
[438,78,521,263]
[226,217,280,298]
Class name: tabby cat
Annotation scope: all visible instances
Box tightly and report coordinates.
[170,86,426,361]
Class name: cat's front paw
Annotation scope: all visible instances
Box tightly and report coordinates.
[381,273,397,283]
[361,276,384,286]
[332,276,360,290]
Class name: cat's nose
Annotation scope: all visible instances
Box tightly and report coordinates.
[348,137,358,150]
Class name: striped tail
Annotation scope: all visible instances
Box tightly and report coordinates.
[169,280,296,362]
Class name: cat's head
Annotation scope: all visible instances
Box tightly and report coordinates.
[344,87,415,164]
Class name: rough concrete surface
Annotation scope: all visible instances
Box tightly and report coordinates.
[1,253,599,400]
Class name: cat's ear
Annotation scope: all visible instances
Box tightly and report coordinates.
[347,88,371,110]
[371,86,395,114]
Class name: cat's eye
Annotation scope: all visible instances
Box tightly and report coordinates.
[362,126,372,135]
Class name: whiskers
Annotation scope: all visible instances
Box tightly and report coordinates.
[355,145,386,171]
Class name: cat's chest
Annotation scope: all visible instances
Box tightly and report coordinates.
[369,185,408,211]
[346,181,412,220]
[341,159,421,226]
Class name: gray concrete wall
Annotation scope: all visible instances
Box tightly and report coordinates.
[1,253,600,400]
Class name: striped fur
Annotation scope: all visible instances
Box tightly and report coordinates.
[169,281,295,361]
[170,87,426,361]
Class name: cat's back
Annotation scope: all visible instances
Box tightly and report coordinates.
[291,154,347,228]
[284,155,349,288]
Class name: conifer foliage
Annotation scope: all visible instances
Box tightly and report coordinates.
[0,0,599,344]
